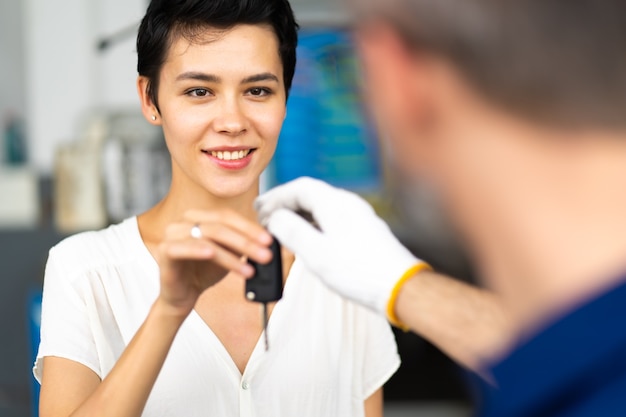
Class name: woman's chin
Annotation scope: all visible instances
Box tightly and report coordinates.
[202,178,259,200]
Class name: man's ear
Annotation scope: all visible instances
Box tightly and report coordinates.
[137,76,161,125]
[355,22,435,136]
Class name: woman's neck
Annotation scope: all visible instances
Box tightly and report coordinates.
[138,176,260,245]
[163,183,258,219]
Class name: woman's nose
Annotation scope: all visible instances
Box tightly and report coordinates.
[213,98,247,136]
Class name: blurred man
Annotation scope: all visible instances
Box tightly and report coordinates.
[256,0,626,415]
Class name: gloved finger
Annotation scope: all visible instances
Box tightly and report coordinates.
[255,177,334,223]
[266,208,329,267]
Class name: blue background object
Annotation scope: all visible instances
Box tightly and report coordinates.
[4,117,28,165]
[27,290,41,417]
[272,29,381,192]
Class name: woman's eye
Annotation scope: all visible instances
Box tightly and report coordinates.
[187,89,211,97]
[248,87,272,97]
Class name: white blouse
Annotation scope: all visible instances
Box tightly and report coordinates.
[34,217,400,417]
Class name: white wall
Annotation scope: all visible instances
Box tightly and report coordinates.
[0,0,26,158]
[18,0,345,174]
[95,0,148,108]
[23,0,95,173]
[291,0,348,25]
[22,0,146,173]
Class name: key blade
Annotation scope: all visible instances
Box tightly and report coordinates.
[263,303,269,351]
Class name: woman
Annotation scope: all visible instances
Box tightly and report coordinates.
[34,0,400,416]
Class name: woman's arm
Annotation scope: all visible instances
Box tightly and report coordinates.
[364,388,384,417]
[39,210,273,417]
[40,300,185,417]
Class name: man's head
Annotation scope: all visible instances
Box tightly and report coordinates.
[137,0,299,113]
[350,0,626,298]
[351,0,626,129]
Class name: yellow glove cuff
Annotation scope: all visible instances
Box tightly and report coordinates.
[386,262,432,331]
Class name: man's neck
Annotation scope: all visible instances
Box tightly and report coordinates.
[480,128,626,340]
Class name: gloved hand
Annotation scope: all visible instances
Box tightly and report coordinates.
[255,177,430,327]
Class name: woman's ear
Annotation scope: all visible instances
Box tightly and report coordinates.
[137,76,161,125]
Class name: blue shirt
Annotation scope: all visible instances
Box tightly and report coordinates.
[476,280,626,417]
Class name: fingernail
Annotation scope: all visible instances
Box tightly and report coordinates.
[242,264,255,277]
[259,232,272,245]
[259,248,272,262]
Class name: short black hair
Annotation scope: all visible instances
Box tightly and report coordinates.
[137,0,299,111]
[350,0,626,130]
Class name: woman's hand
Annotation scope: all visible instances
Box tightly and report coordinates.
[156,209,273,318]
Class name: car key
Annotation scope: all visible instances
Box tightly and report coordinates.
[246,237,283,351]
[295,209,320,231]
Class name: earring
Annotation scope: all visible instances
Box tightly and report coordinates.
[151,115,157,121]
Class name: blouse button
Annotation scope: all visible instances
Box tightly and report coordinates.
[242,381,250,390]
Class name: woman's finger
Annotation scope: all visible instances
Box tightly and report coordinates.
[160,238,255,277]
[202,241,256,277]
[200,222,272,263]
[183,209,272,245]
[160,238,213,261]
[167,220,273,264]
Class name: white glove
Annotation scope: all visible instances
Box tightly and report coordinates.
[255,177,430,326]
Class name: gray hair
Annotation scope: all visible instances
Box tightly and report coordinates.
[349,0,626,130]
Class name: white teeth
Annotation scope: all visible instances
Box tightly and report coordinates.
[210,149,251,161]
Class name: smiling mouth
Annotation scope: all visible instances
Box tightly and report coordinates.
[207,149,255,161]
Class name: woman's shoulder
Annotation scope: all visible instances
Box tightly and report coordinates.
[48,217,143,278]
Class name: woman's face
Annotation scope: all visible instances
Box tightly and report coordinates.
[154,24,286,199]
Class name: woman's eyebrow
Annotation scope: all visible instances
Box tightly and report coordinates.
[174,71,279,84]
[176,72,221,83]
[241,73,279,84]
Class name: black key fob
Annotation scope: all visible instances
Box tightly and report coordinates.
[246,238,283,303]
[296,209,321,231]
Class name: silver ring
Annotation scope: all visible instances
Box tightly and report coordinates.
[190,224,202,239]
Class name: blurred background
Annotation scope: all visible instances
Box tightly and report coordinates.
[0,0,476,415]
